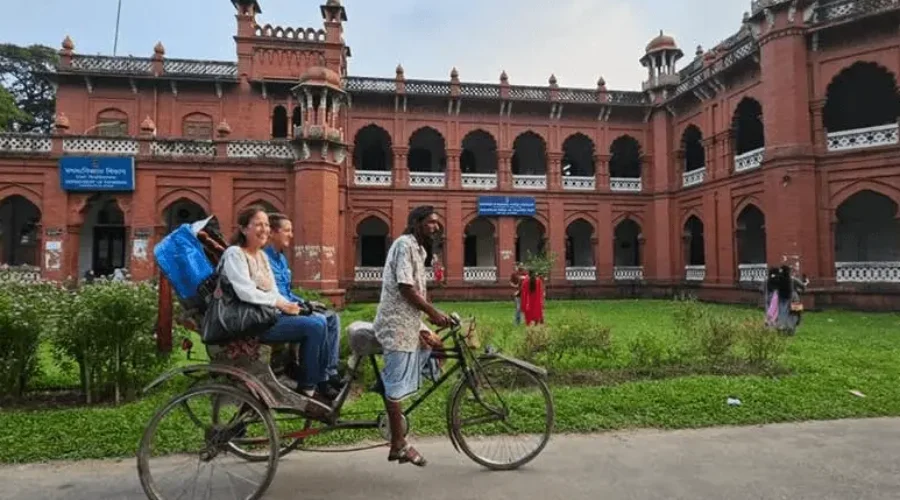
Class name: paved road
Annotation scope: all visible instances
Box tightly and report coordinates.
[3,417,899,500]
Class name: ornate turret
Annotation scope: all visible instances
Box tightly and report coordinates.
[640,30,683,97]
[288,64,348,305]
[291,66,348,162]
[232,0,261,16]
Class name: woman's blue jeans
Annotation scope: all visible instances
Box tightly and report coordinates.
[258,313,327,390]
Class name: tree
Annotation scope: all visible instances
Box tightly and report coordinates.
[0,86,27,131]
[0,44,57,133]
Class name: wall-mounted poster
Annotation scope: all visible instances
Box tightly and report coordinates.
[132,238,148,261]
[44,240,62,270]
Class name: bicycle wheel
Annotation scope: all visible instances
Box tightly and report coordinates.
[448,358,554,471]
[137,384,279,500]
[210,394,310,462]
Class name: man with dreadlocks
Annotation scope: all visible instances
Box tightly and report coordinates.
[373,205,452,467]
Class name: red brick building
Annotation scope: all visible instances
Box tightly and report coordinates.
[1,0,899,309]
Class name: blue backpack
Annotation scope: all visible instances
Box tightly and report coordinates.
[153,216,220,310]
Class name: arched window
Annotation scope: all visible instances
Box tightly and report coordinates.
[182,113,213,140]
[272,105,288,138]
[95,108,128,137]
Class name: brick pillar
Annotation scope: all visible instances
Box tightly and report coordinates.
[497,217,516,282]
[291,145,345,307]
[596,154,610,192]
[751,3,820,280]
[446,148,461,189]
[445,198,464,286]
[393,147,408,189]
[548,200,566,285]
[596,201,613,282]
[497,150,512,190]
[547,152,562,191]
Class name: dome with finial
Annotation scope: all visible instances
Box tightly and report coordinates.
[140,116,156,133]
[217,119,232,136]
[298,65,343,90]
[597,76,606,89]
[55,112,70,130]
[645,30,678,53]
[548,74,557,86]
[500,70,508,83]
[153,41,165,57]
[695,45,704,57]
[61,35,74,51]
[450,67,458,79]
[396,63,404,75]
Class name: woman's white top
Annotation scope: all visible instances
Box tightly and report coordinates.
[219,245,281,307]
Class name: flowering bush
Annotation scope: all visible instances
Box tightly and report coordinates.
[50,278,172,404]
[0,283,49,398]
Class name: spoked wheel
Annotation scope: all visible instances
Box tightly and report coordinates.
[211,395,311,462]
[448,358,554,470]
[137,384,279,500]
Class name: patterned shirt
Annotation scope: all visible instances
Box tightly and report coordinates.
[373,234,428,352]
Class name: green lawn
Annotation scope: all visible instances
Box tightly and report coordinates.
[1,299,899,463]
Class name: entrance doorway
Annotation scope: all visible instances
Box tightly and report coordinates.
[92,226,126,276]
[79,196,127,278]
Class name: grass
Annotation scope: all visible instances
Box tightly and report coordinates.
[0,299,899,463]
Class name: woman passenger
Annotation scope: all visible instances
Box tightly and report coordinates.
[219,205,331,418]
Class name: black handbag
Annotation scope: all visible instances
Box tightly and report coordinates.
[201,270,280,345]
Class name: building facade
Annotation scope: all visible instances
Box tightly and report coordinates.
[1,0,899,309]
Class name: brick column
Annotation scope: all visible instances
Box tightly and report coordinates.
[446,148,461,189]
[392,147,409,189]
[547,152,562,191]
[497,150,513,190]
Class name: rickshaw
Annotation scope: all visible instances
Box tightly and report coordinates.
[137,216,555,500]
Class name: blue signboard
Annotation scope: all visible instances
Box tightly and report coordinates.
[59,156,135,192]
[478,196,536,217]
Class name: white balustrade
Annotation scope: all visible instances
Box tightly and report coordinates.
[0,265,42,283]
[408,171,446,188]
[0,133,52,154]
[354,267,383,282]
[150,140,216,158]
[682,167,706,187]
[614,266,644,281]
[835,261,900,283]
[562,176,595,191]
[62,137,139,156]
[226,140,294,159]
[609,177,642,192]
[685,265,706,281]
[461,173,498,190]
[566,266,596,281]
[512,174,547,190]
[464,267,497,282]
[738,263,767,282]
[354,170,392,187]
[734,147,764,172]
[826,123,899,152]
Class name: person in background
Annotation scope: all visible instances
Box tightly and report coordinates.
[373,205,452,467]
[509,263,528,325]
[219,205,330,420]
[263,212,343,399]
[519,269,545,326]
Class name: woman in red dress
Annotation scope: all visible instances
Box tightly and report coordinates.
[519,270,545,326]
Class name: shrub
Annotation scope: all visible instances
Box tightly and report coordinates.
[551,322,614,362]
[741,319,789,369]
[627,332,671,370]
[515,324,553,363]
[0,283,46,398]
[51,279,172,404]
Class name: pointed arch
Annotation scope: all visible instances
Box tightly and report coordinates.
[611,211,645,228]
[562,132,596,177]
[608,134,643,178]
[460,129,498,174]
[0,184,42,212]
[733,195,764,224]
[272,105,288,138]
[408,126,447,173]
[681,124,705,172]
[352,211,392,231]
[234,191,285,215]
[353,123,393,171]
[156,189,210,220]
[512,131,548,175]
[731,97,765,154]
[831,180,900,217]
[564,211,598,228]
[824,60,900,132]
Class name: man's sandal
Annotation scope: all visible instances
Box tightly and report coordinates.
[388,444,427,467]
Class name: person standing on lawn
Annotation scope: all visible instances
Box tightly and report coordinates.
[373,205,452,467]
[510,263,528,325]
[263,212,343,399]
